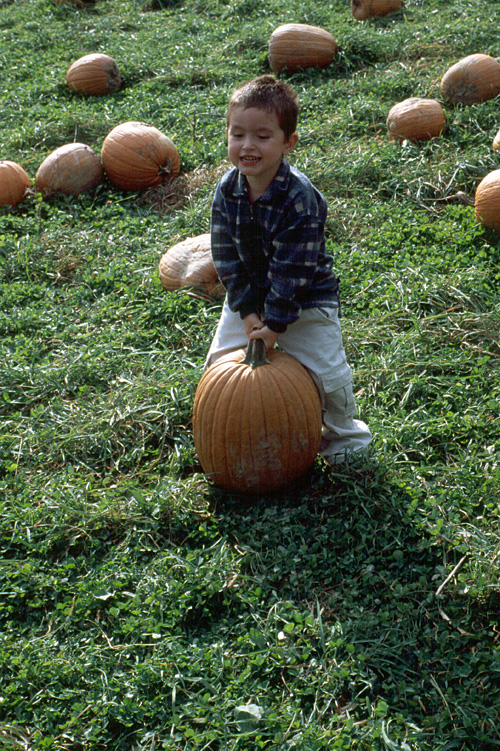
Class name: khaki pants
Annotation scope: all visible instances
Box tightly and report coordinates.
[206,300,372,464]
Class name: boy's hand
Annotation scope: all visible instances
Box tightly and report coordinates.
[249,325,279,351]
[243,313,264,338]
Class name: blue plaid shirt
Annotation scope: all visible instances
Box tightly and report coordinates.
[211,159,340,333]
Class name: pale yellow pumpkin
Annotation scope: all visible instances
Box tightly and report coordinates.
[386,98,446,142]
[159,234,224,298]
[474,169,500,232]
[268,24,337,74]
[441,53,500,105]
[35,143,104,196]
[351,0,402,20]
[0,161,31,206]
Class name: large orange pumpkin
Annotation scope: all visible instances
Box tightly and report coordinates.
[386,98,446,142]
[441,53,500,105]
[101,121,180,191]
[159,234,225,298]
[474,169,500,232]
[35,143,104,196]
[268,24,337,75]
[0,161,31,206]
[351,0,402,20]
[193,339,322,493]
[66,53,121,96]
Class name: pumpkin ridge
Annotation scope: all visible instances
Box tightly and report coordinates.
[263,364,294,478]
[253,365,284,486]
[221,367,250,488]
[208,375,232,483]
[235,368,258,488]
[194,368,221,477]
[208,364,245,485]
[282,356,321,428]
[270,359,320,466]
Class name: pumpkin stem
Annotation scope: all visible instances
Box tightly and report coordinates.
[243,338,271,369]
[158,157,174,178]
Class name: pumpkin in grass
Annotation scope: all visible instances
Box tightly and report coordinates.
[268,24,337,74]
[351,0,402,20]
[492,128,500,152]
[101,121,180,191]
[474,169,500,232]
[441,53,500,105]
[386,97,446,143]
[159,233,225,298]
[0,161,31,206]
[53,0,97,6]
[36,143,104,196]
[66,53,121,96]
[193,338,322,494]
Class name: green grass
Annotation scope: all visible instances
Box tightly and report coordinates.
[1,0,500,748]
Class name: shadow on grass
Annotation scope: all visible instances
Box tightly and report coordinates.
[204,451,437,609]
[198,454,500,745]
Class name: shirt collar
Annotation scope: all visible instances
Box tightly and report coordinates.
[234,159,291,200]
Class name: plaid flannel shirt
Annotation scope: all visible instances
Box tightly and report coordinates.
[210,159,340,333]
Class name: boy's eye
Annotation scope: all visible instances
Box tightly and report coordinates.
[258,135,270,140]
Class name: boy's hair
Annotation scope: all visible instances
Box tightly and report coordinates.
[226,75,299,138]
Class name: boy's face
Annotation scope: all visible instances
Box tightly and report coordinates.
[226,106,298,194]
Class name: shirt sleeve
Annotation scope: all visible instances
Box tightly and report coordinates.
[210,185,261,318]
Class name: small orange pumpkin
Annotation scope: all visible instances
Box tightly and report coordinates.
[351,0,402,20]
[66,53,121,96]
[36,143,104,196]
[474,169,500,232]
[386,98,446,142]
[268,23,337,75]
[441,53,500,105]
[0,161,31,206]
[193,339,322,494]
[159,234,225,298]
[101,121,180,191]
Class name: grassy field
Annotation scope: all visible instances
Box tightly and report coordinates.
[1,0,500,748]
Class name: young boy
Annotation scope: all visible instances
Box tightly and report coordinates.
[206,75,371,465]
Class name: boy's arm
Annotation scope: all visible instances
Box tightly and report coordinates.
[211,187,261,319]
[264,208,329,332]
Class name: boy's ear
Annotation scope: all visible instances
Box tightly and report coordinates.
[283,133,299,154]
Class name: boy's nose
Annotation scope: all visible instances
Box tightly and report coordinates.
[242,136,255,150]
